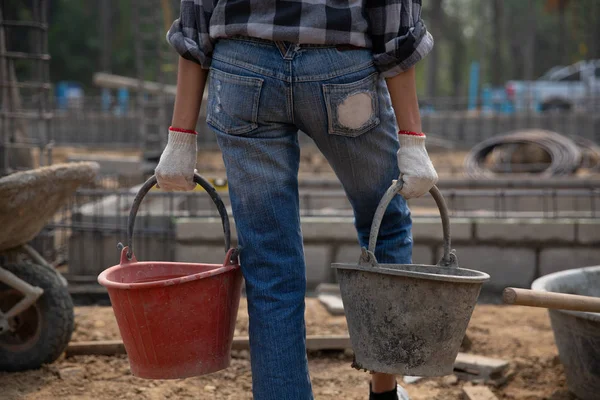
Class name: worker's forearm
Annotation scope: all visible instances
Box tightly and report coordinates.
[385,67,422,133]
[171,56,208,130]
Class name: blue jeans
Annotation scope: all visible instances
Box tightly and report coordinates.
[208,37,413,400]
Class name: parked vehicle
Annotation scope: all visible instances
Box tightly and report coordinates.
[505,60,600,112]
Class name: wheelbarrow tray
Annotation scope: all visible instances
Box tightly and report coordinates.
[531,265,600,400]
[0,162,99,252]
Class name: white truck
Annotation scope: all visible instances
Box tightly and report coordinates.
[505,60,600,112]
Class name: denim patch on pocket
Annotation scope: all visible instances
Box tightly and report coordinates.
[322,73,380,138]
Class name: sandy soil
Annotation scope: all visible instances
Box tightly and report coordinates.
[0,298,575,400]
[50,145,469,178]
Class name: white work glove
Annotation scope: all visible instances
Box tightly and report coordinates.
[155,127,198,191]
[396,132,438,199]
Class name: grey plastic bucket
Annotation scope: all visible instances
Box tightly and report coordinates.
[531,266,600,400]
[332,181,490,376]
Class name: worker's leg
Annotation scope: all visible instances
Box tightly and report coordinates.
[209,40,312,400]
[294,49,412,395]
[295,57,412,266]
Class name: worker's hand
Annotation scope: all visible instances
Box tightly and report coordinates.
[155,127,198,191]
[396,132,438,199]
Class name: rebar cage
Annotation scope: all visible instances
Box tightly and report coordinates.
[0,0,52,178]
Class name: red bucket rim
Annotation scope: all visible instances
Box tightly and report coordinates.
[97,247,240,290]
[98,261,240,290]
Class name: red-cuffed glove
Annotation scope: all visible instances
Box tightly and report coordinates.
[396,130,438,199]
[155,127,198,191]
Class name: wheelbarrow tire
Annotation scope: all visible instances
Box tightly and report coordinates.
[0,263,74,371]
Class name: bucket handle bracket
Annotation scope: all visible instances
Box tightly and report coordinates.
[359,247,378,267]
[117,243,137,265]
[436,249,459,268]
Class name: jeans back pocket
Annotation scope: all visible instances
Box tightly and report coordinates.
[207,68,264,135]
[322,72,380,138]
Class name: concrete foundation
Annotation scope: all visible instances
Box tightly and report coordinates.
[67,191,599,296]
[172,217,600,293]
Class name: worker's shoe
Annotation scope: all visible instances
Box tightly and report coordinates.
[369,383,410,400]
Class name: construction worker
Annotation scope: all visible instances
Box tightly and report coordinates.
[155,1,437,399]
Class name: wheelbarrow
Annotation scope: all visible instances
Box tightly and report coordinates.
[0,162,99,371]
[333,180,490,376]
[503,267,600,400]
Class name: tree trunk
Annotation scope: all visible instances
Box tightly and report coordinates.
[592,1,600,58]
[557,1,567,65]
[100,0,112,73]
[524,0,536,80]
[490,0,504,86]
[425,0,443,98]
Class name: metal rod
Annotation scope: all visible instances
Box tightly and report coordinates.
[367,182,453,266]
[0,110,53,119]
[296,177,600,190]
[0,51,51,60]
[0,82,51,89]
[0,21,48,29]
[0,267,44,320]
[125,174,232,260]
[0,4,10,175]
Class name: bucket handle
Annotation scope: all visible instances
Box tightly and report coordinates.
[363,180,457,268]
[121,173,233,262]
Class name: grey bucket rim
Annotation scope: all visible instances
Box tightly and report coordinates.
[332,262,490,284]
[531,265,600,322]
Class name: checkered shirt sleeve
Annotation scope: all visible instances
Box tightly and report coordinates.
[167,0,216,69]
[367,0,434,77]
[166,0,434,75]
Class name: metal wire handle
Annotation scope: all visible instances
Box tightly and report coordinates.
[122,174,232,261]
[366,180,456,267]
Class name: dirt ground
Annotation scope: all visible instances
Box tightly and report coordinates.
[50,146,470,178]
[0,299,575,400]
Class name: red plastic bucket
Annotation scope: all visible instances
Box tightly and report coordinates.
[98,174,243,379]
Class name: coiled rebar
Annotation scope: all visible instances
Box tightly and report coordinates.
[464,129,584,178]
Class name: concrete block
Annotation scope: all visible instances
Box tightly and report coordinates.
[300,217,357,241]
[455,246,536,291]
[318,294,345,315]
[175,244,230,264]
[176,217,238,241]
[67,154,142,177]
[304,245,332,288]
[539,247,600,276]
[412,218,472,242]
[577,220,600,244]
[177,217,358,242]
[334,244,432,265]
[299,195,352,211]
[68,232,171,275]
[334,244,362,264]
[412,195,584,216]
[412,245,433,265]
[315,283,341,295]
[476,219,576,242]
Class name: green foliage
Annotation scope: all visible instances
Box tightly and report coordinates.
[46,0,139,88]
[420,0,599,97]
[47,0,100,86]
[5,0,599,95]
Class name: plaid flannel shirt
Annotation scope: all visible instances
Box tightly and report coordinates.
[167,0,433,78]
